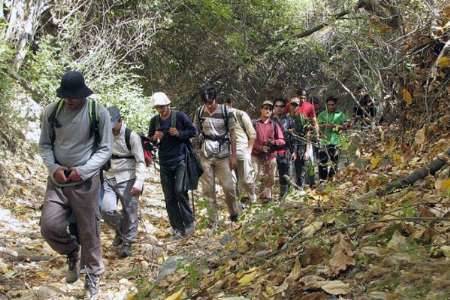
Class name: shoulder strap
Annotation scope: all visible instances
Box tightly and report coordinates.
[88,100,100,145]
[222,104,229,134]
[197,105,205,133]
[48,100,65,144]
[170,110,177,128]
[125,127,132,151]
[236,111,249,138]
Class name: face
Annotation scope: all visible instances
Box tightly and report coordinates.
[155,105,170,117]
[273,101,285,116]
[112,120,122,135]
[326,100,336,112]
[64,97,84,110]
[203,99,217,112]
[299,95,307,103]
[289,98,299,114]
[260,105,273,119]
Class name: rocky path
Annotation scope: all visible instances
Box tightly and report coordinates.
[0,159,181,300]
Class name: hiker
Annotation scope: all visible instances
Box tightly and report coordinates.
[272,97,295,199]
[224,98,257,205]
[194,85,240,227]
[101,106,145,257]
[39,71,112,298]
[291,88,320,188]
[318,96,348,181]
[148,92,196,239]
[252,100,285,202]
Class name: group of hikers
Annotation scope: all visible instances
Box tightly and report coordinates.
[38,71,366,298]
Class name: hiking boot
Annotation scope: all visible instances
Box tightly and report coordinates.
[184,222,195,236]
[112,232,122,247]
[85,273,100,299]
[118,243,132,258]
[66,248,80,283]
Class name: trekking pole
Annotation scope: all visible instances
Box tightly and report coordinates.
[191,190,196,219]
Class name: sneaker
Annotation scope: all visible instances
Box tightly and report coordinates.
[170,229,185,240]
[118,243,132,258]
[112,232,122,247]
[85,273,100,299]
[66,248,80,283]
[184,222,195,236]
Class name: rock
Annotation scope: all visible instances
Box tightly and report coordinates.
[33,285,63,300]
[156,256,185,281]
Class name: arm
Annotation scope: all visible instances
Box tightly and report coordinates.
[130,131,146,191]
[39,104,62,176]
[77,106,113,180]
[148,116,155,138]
[272,122,286,147]
[176,112,197,141]
[242,112,256,152]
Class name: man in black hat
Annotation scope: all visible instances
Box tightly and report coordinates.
[39,70,112,299]
[101,106,145,256]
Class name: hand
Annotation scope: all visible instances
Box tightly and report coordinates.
[169,127,179,137]
[67,168,81,182]
[130,186,142,196]
[53,167,68,184]
[152,130,164,141]
[262,145,270,153]
[291,152,297,160]
[229,155,237,170]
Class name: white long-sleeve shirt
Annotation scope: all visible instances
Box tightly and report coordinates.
[104,123,146,190]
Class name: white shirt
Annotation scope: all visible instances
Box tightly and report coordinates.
[104,123,146,190]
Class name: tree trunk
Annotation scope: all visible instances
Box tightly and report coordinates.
[4,0,49,70]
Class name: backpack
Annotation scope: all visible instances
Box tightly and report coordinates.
[196,104,230,150]
[113,128,155,167]
[234,109,251,140]
[48,99,100,146]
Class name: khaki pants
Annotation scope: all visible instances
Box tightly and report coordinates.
[199,154,240,223]
[236,154,256,202]
[252,155,277,199]
[40,175,103,275]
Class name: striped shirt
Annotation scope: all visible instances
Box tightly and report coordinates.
[194,104,235,158]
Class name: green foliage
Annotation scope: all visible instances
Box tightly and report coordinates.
[0,32,16,118]
[21,35,70,105]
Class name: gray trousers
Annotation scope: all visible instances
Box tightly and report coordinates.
[40,175,104,275]
[101,178,139,244]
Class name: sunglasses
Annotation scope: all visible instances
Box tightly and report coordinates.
[154,105,167,109]
[274,104,285,108]
[290,103,299,107]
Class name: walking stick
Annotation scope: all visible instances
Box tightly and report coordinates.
[190,190,196,219]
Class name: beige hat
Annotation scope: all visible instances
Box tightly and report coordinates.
[151,92,171,106]
[261,100,274,107]
[290,97,300,105]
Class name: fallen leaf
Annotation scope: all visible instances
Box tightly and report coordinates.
[387,231,407,250]
[414,127,427,146]
[435,179,450,192]
[238,270,258,286]
[402,88,413,105]
[300,275,326,289]
[165,287,184,300]
[302,221,323,238]
[329,233,355,276]
[321,280,350,295]
[437,56,450,69]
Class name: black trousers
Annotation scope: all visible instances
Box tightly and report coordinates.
[276,153,290,198]
[318,145,339,180]
[160,160,194,234]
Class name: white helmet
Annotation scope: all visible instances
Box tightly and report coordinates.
[151,92,171,106]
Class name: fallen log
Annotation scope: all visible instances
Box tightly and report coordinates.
[378,148,450,196]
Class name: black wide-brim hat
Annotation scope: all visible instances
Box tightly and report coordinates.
[56,70,93,98]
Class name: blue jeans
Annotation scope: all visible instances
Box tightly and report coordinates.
[160,160,194,234]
